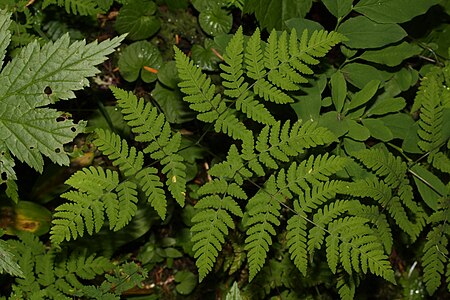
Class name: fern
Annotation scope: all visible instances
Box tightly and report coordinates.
[42,0,103,16]
[6,233,116,299]
[0,9,123,202]
[348,148,427,240]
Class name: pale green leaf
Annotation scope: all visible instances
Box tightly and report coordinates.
[337,16,407,49]
[359,42,422,67]
[354,0,440,24]
[0,238,23,277]
[0,10,12,67]
[0,34,124,172]
[321,0,353,19]
[226,282,243,300]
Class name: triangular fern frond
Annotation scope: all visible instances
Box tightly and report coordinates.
[110,86,186,207]
[50,166,139,244]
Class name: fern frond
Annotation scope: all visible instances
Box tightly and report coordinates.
[336,273,359,300]
[244,175,281,281]
[50,167,140,244]
[42,0,102,16]
[423,225,448,295]
[111,86,186,206]
[286,211,308,276]
[191,179,244,281]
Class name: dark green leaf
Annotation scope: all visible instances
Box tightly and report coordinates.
[175,271,197,295]
[354,0,440,24]
[359,42,422,67]
[285,17,324,34]
[341,63,392,89]
[380,113,414,140]
[118,41,162,83]
[362,118,393,141]
[411,165,447,211]
[319,111,349,138]
[244,0,313,30]
[157,61,179,89]
[337,16,407,49]
[115,0,160,40]
[291,74,327,121]
[199,7,232,36]
[402,122,422,153]
[192,0,227,11]
[321,0,353,19]
[151,82,195,124]
[330,71,347,112]
[366,97,406,116]
[348,80,380,110]
[191,39,222,71]
[343,138,366,154]
[347,120,370,141]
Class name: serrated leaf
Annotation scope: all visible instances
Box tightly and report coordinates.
[366,97,406,116]
[331,71,347,112]
[118,41,162,83]
[354,0,440,24]
[199,7,232,36]
[115,0,160,40]
[244,0,313,30]
[337,16,407,49]
[226,282,243,300]
[0,239,23,277]
[359,42,422,67]
[321,0,353,19]
[0,29,123,173]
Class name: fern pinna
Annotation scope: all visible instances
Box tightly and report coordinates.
[51,87,186,244]
[6,232,146,299]
[175,26,397,295]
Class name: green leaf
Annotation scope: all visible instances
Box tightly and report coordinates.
[174,271,197,295]
[379,113,414,140]
[192,0,227,11]
[410,165,447,211]
[330,71,347,112]
[321,0,353,19]
[402,122,422,153]
[226,282,243,300]
[115,0,160,40]
[151,82,195,124]
[337,16,407,49]
[157,61,179,89]
[292,75,327,121]
[359,42,422,67]
[285,17,324,34]
[341,63,392,89]
[0,201,52,236]
[347,120,370,141]
[0,29,123,173]
[361,118,393,141]
[199,7,232,36]
[0,238,23,277]
[348,80,380,111]
[118,41,162,83]
[244,0,313,30]
[319,111,349,138]
[191,39,222,71]
[366,97,406,116]
[354,0,440,24]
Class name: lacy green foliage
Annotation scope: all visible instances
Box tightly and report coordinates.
[0,230,23,277]
[413,63,450,173]
[175,26,346,141]
[0,9,124,202]
[6,232,115,299]
[51,86,187,243]
[42,0,106,15]
[348,148,427,240]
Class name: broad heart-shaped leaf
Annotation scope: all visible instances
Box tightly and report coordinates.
[354,0,440,24]
[0,31,124,173]
[321,0,352,19]
[359,42,422,67]
[199,7,232,36]
[115,0,160,41]
[118,41,162,83]
[244,0,313,30]
[337,16,407,49]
